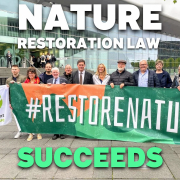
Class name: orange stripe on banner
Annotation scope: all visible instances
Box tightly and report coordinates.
[22,84,105,117]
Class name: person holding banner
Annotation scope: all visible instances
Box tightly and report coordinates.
[39,63,53,84]
[47,67,68,140]
[93,63,110,85]
[109,60,134,89]
[24,67,42,141]
[155,60,172,88]
[133,60,160,87]
[61,64,72,83]
[172,65,180,90]
[6,65,26,139]
[70,59,93,84]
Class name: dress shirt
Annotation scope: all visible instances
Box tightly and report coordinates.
[138,69,149,87]
[53,77,60,84]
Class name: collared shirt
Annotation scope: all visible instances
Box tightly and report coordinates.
[78,70,85,84]
[138,69,149,87]
[53,77,60,84]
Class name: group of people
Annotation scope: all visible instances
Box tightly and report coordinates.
[5,58,180,142]
[29,53,57,68]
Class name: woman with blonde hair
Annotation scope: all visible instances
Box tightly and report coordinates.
[93,63,110,85]
[24,67,42,141]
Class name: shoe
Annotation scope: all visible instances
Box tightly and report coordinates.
[37,134,42,140]
[14,131,21,139]
[52,134,59,140]
[27,134,33,142]
[60,134,65,139]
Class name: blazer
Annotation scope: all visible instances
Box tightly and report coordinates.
[133,69,160,87]
[70,70,93,84]
[47,77,68,84]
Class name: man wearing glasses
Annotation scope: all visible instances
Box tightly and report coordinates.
[133,60,160,87]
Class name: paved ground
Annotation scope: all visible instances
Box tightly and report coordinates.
[0,116,180,179]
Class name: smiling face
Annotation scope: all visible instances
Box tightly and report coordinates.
[77,62,85,72]
[28,72,35,79]
[52,69,59,79]
[65,65,72,75]
[139,60,148,73]
[117,62,126,72]
[98,64,105,73]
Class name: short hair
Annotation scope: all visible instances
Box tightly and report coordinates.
[77,59,85,65]
[11,65,19,68]
[45,63,52,68]
[52,67,59,72]
[26,67,38,79]
[65,64,72,69]
[156,60,164,67]
[139,60,148,65]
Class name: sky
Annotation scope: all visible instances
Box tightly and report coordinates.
[124,0,180,22]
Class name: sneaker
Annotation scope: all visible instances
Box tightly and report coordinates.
[14,132,21,139]
[27,134,33,142]
[37,134,42,140]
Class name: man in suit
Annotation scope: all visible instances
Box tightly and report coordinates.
[70,59,93,84]
[47,67,68,140]
[6,50,12,68]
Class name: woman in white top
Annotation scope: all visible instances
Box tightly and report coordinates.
[93,63,110,85]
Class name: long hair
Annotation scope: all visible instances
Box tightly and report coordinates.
[26,67,38,79]
[95,63,107,77]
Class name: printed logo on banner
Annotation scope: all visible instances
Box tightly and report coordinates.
[0,95,3,108]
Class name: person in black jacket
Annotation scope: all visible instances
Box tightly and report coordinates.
[39,63,53,84]
[6,50,12,68]
[172,65,180,90]
[60,64,72,83]
[70,59,93,84]
[155,60,172,88]
[133,60,160,87]
[109,60,135,89]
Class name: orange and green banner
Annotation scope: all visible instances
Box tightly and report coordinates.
[10,83,180,144]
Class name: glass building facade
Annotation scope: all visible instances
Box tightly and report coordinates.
[0,0,180,75]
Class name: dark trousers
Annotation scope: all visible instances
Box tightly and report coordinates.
[42,62,45,68]
[7,59,12,68]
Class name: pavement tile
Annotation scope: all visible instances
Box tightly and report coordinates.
[71,139,99,148]
[162,154,180,178]
[16,162,58,179]
[113,152,172,179]
[171,147,180,154]
[0,125,17,132]
[0,154,23,178]
[45,138,74,147]
[155,145,175,154]
[111,141,156,147]
[0,148,14,154]
[98,140,112,147]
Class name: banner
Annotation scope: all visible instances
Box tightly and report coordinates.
[10,83,180,145]
[0,85,12,126]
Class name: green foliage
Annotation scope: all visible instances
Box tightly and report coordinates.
[164,0,177,3]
